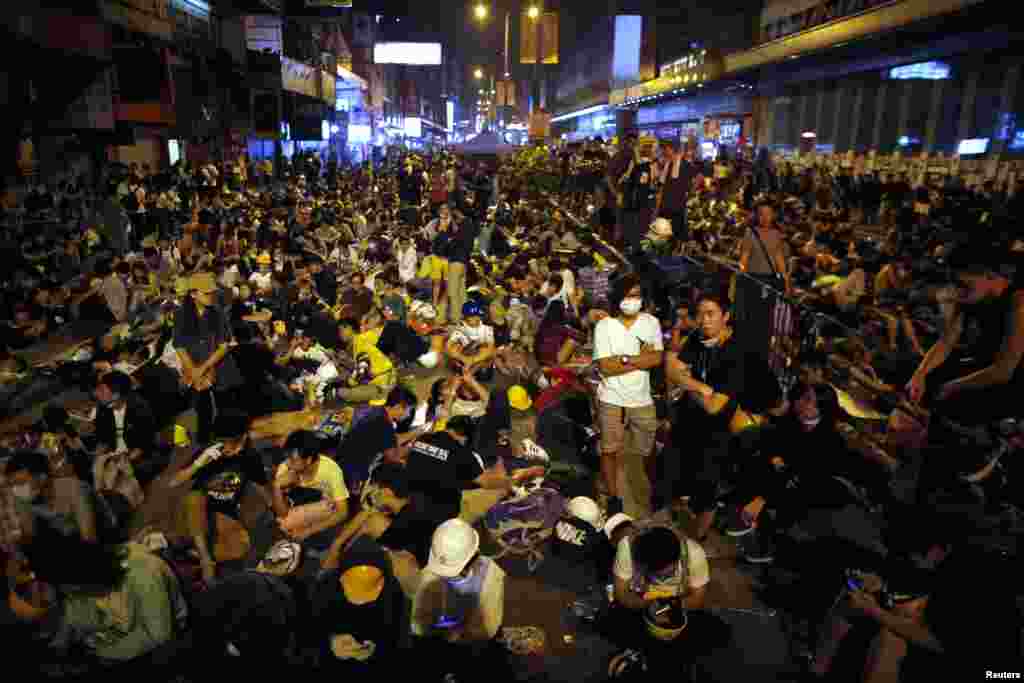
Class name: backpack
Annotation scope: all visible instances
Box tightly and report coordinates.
[483,487,565,572]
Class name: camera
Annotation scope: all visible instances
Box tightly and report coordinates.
[844,568,928,610]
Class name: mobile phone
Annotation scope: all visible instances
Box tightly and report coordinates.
[434,615,461,629]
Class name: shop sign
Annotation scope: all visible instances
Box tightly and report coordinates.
[282,57,319,99]
[719,119,741,144]
[760,0,890,45]
[529,110,552,140]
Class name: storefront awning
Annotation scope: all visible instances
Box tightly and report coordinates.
[725,0,984,75]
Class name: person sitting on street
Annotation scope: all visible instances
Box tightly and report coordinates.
[169,413,272,581]
[271,430,350,548]
[447,300,497,377]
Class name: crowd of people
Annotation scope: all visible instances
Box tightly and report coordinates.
[0,135,1021,682]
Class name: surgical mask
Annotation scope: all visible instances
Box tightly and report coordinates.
[619,298,642,316]
[799,415,821,429]
[11,483,36,502]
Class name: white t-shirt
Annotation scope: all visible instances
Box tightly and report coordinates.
[396,245,418,283]
[451,322,495,349]
[249,271,273,290]
[592,313,663,408]
[613,536,710,595]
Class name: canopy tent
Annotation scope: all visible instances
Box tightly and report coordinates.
[452,131,518,157]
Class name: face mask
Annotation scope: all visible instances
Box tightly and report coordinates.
[11,483,36,502]
[619,298,642,316]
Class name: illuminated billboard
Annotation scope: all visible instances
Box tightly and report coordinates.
[888,61,950,80]
[373,42,442,66]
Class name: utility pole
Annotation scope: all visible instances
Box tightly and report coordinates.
[532,1,543,115]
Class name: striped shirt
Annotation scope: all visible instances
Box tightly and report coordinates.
[577,267,610,306]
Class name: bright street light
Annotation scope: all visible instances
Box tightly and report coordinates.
[527,6,540,19]
[474,4,488,20]
[474,68,484,79]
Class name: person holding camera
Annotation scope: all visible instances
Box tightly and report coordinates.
[811,510,1020,681]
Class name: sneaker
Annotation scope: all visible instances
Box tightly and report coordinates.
[724,506,755,537]
[741,530,775,564]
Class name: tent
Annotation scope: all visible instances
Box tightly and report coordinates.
[452,131,518,157]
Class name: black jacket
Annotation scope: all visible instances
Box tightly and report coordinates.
[94,393,157,452]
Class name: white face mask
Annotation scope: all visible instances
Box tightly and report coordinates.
[12,483,36,502]
[619,298,643,316]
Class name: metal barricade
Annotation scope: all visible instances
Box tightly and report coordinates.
[672,250,862,395]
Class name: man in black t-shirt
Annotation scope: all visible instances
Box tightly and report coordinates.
[169,413,270,581]
[376,319,432,367]
[618,140,658,254]
[663,289,781,540]
[336,386,416,499]
[403,415,523,520]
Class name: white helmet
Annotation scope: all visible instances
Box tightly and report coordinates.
[567,496,603,529]
[426,519,480,578]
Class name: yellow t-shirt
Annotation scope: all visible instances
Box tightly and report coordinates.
[352,329,396,405]
[276,455,349,503]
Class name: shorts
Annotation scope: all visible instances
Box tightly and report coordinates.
[429,255,449,281]
[598,402,658,457]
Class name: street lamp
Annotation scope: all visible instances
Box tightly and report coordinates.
[527,6,540,19]
[474,4,488,20]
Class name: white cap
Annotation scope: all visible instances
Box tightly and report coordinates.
[427,519,480,578]
[567,497,603,529]
[603,512,634,540]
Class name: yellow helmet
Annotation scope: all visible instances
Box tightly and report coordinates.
[340,565,385,605]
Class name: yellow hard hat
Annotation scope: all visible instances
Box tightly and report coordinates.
[173,424,191,447]
[256,252,272,266]
[508,385,532,411]
[340,565,385,605]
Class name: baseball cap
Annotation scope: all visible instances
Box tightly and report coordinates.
[427,518,480,578]
[508,385,532,411]
[604,512,634,540]
[567,497,603,529]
